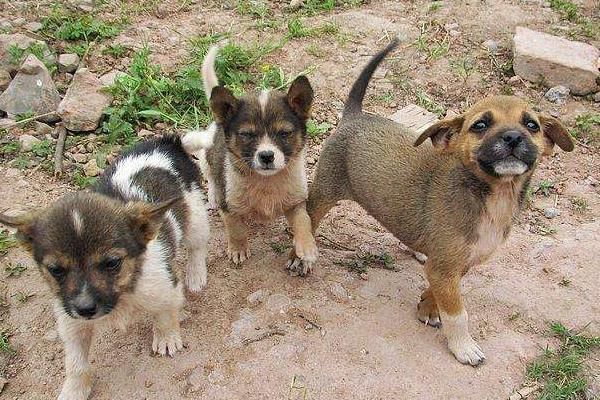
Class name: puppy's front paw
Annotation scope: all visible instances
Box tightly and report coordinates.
[286,257,313,277]
[417,290,441,328]
[228,243,251,265]
[185,259,207,293]
[287,236,318,277]
[448,336,486,366]
[152,330,183,357]
[58,375,92,400]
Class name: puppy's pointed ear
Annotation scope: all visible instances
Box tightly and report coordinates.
[287,76,314,120]
[126,197,182,244]
[414,117,464,149]
[0,212,37,249]
[210,86,238,124]
[539,114,574,155]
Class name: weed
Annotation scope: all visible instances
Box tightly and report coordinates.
[12,291,34,303]
[237,0,270,19]
[5,263,27,278]
[558,278,571,287]
[527,322,599,399]
[508,312,521,321]
[414,22,449,61]
[500,85,514,96]
[30,139,53,158]
[65,43,89,58]
[102,44,128,58]
[0,141,19,155]
[8,42,54,71]
[570,197,588,213]
[287,18,339,39]
[73,169,97,188]
[42,5,122,42]
[535,222,557,236]
[549,0,579,22]
[536,180,555,196]
[451,57,477,81]
[0,331,14,354]
[415,90,446,117]
[306,120,333,138]
[0,231,17,255]
[374,92,396,105]
[270,241,291,254]
[428,1,443,13]
[306,43,325,57]
[11,155,30,170]
[570,113,599,143]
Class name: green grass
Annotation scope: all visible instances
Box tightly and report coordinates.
[570,197,588,213]
[0,231,17,255]
[306,43,326,58]
[451,57,477,82]
[414,22,449,61]
[527,322,599,400]
[306,120,333,138]
[236,0,270,19]
[42,5,123,42]
[30,139,53,158]
[287,18,340,39]
[415,90,446,117]
[536,180,555,196]
[0,141,19,155]
[570,113,599,144]
[102,44,128,58]
[270,241,291,254]
[5,263,27,278]
[73,169,97,188]
[300,0,364,15]
[0,330,14,354]
[12,291,34,303]
[7,42,55,71]
[549,0,579,22]
[11,155,30,170]
[341,251,397,275]
[65,43,89,58]
[428,1,443,13]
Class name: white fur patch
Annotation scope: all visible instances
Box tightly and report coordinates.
[253,135,286,175]
[202,45,220,100]
[441,309,485,365]
[72,210,84,236]
[182,185,210,292]
[494,159,528,176]
[165,210,183,247]
[259,89,270,115]
[182,122,217,153]
[111,151,176,201]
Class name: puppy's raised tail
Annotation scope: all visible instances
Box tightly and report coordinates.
[202,45,220,100]
[343,38,400,117]
[182,122,217,153]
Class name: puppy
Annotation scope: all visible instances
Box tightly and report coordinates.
[0,136,210,399]
[289,39,574,365]
[183,45,318,274]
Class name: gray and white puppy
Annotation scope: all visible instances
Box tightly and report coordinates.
[0,136,210,400]
[289,39,574,365]
[183,45,317,274]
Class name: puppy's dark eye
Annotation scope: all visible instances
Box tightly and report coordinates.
[471,120,488,132]
[238,131,254,139]
[525,120,539,132]
[98,257,123,273]
[279,130,293,138]
[47,264,66,280]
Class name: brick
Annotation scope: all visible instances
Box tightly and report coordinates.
[389,104,439,134]
[513,27,599,95]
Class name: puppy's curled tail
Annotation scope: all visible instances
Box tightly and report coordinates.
[182,122,217,153]
[202,45,220,100]
[343,38,400,117]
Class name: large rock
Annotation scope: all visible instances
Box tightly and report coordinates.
[513,27,599,95]
[0,68,10,91]
[0,54,60,121]
[57,68,112,131]
[0,33,54,74]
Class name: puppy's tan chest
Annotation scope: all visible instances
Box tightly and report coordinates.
[225,158,307,221]
[469,186,519,265]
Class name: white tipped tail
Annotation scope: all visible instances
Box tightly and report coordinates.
[182,122,217,153]
[202,45,220,100]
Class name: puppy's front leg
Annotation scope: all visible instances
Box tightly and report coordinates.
[285,202,318,276]
[425,262,485,366]
[221,210,250,265]
[57,313,94,400]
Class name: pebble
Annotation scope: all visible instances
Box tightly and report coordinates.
[23,21,43,32]
[72,153,88,164]
[247,289,269,305]
[593,92,600,103]
[35,121,53,137]
[544,85,570,103]
[58,53,80,74]
[508,75,521,85]
[543,207,560,219]
[482,39,499,54]
[18,134,40,152]
[83,159,101,177]
[0,118,15,129]
[329,282,349,302]
[137,129,154,138]
[444,22,459,31]
[288,0,304,10]
[265,293,291,313]
[12,18,26,27]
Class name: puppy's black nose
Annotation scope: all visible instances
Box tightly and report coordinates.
[502,131,523,148]
[75,304,97,318]
[258,150,275,164]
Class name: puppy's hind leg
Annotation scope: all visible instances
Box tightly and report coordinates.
[56,310,94,400]
[151,283,184,356]
[184,187,210,293]
[425,261,485,366]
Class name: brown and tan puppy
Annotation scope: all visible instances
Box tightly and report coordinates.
[289,39,574,365]
[183,45,317,273]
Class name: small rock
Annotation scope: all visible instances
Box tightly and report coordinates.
[58,53,80,73]
[35,121,53,137]
[329,282,349,302]
[12,18,26,27]
[207,369,225,385]
[137,129,154,138]
[0,54,61,122]
[72,153,88,164]
[99,70,126,87]
[0,68,10,91]
[449,30,461,37]
[0,118,16,129]
[508,75,521,85]
[265,293,291,313]
[0,33,54,74]
[0,21,12,31]
[155,4,169,18]
[23,21,43,32]
[544,85,570,104]
[444,22,459,31]
[247,289,269,305]
[482,39,499,54]
[57,68,112,131]
[288,0,304,11]
[543,207,560,219]
[18,134,40,152]
[83,158,101,177]
[593,92,600,103]
[359,273,368,281]
[0,376,7,394]
[43,329,58,342]
[307,156,316,165]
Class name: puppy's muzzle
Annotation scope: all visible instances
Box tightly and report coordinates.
[477,130,537,177]
[258,150,275,168]
[501,131,523,149]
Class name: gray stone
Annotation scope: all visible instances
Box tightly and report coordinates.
[23,21,43,32]
[482,39,499,54]
[543,207,560,219]
[246,289,269,305]
[58,53,79,73]
[544,85,570,104]
[137,128,154,138]
[0,21,12,31]
[35,121,53,137]
[593,92,600,103]
[0,118,16,129]
[57,68,112,131]
[513,27,599,95]
[12,18,26,27]
[389,104,439,134]
[18,134,40,152]
[445,22,459,31]
[0,54,60,122]
[0,68,10,91]
[329,282,349,302]
[0,33,54,74]
[99,69,126,87]
[83,158,101,177]
[265,293,291,313]
[71,153,88,164]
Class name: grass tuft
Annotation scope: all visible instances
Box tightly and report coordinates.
[0,231,17,255]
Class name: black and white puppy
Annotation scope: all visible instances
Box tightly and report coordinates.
[0,136,210,400]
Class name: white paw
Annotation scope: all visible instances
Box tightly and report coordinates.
[58,376,92,400]
[186,259,207,293]
[286,257,314,277]
[228,246,250,265]
[448,336,486,366]
[152,330,183,357]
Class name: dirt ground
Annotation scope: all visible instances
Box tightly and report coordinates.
[1,0,599,399]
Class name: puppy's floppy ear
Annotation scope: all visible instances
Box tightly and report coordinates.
[210,86,238,124]
[287,75,314,120]
[414,117,464,149]
[539,114,574,155]
[126,197,182,244]
[0,212,37,249]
